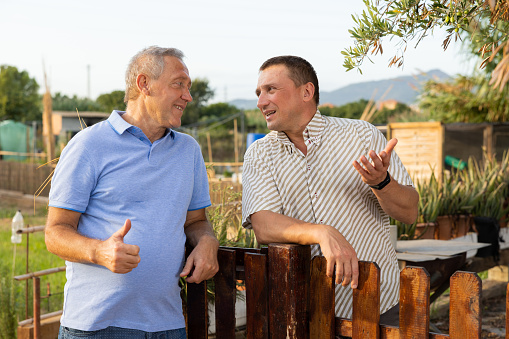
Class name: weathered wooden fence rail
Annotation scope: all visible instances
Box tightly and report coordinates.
[0,161,54,196]
[188,244,487,338]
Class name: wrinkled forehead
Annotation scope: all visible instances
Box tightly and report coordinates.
[164,56,191,80]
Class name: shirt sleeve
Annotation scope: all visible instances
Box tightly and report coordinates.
[366,123,414,187]
[241,143,283,229]
[188,144,211,211]
[48,135,96,213]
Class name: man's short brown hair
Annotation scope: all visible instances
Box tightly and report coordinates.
[260,55,319,105]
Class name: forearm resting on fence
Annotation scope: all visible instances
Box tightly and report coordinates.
[251,210,359,288]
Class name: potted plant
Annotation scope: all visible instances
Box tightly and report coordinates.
[410,173,440,240]
[468,152,509,260]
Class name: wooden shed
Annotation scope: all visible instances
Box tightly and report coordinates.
[387,121,509,183]
[387,121,444,183]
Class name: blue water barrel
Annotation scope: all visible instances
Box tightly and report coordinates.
[246,133,266,149]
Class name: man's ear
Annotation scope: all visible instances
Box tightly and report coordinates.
[137,74,150,96]
[302,82,315,103]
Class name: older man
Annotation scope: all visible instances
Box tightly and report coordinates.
[45,46,219,338]
[242,55,418,321]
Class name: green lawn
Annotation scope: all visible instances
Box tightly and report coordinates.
[0,205,65,337]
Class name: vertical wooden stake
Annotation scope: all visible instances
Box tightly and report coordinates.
[268,244,310,339]
[399,266,430,338]
[309,256,334,339]
[215,248,236,338]
[234,119,239,180]
[506,283,509,339]
[33,277,40,339]
[352,261,380,338]
[206,132,213,163]
[245,253,269,339]
[449,271,482,338]
[187,281,208,339]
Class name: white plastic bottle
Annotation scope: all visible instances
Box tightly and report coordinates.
[11,210,23,244]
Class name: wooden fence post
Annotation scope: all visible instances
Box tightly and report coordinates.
[186,280,208,339]
[449,271,481,338]
[399,266,430,338]
[309,256,335,339]
[245,252,269,339]
[33,277,40,339]
[352,261,380,338]
[215,248,237,338]
[268,244,310,339]
[506,283,509,339]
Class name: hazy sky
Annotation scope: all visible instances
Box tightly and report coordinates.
[1,0,476,103]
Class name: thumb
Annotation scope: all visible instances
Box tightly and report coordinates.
[113,219,131,241]
[180,257,194,278]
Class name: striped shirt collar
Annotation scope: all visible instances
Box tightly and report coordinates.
[276,110,325,147]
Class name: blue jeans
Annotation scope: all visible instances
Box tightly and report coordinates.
[58,326,186,339]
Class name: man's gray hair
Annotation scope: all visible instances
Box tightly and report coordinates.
[124,46,185,103]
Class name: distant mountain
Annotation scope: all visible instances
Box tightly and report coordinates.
[229,69,450,109]
[229,99,259,110]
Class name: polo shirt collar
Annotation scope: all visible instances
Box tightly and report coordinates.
[107,110,175,139]
[276,110,325,147]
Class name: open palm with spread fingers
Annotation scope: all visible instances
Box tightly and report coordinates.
[352,138,398,186]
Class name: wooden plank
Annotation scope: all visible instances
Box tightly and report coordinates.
[33,277,40,339]
[186,280,208,339]
[215,248,236,339]
[309,256,334,339]
[399,266,430,338]
[268,244,310,339]
[219,246,261,280]
[388,121,442,130]
[352,261,380,338]
[506,283,509,339]
[335,318,352,337]
[245,253,268,339]
[449,271,482,338]
[380,325,400,339]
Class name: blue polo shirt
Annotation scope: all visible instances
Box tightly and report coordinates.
[49,111,211,332]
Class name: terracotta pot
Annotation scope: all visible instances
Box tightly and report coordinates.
[500,197,508,228]
[500,215,507,228]
[435,215,453,240]
[414,222,436,239]
[455,214,468,238]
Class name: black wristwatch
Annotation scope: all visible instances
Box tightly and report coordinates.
[369,172,391,190]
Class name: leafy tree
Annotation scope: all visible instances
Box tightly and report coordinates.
[182,78,215,126]
[52,92,103,112]
[419,74,509,122]
[319,100,370,120]
[96,90,126,112]
[0,65,40,122]
[319,99,412,124]
[343,0,509,90]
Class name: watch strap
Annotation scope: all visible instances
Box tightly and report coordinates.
[369,172,391,190]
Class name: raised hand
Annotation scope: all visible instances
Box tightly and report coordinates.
[352,138,398,186]
[95,219,140,274]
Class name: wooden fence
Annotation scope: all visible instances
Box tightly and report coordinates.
[0,161,54,196]
[0,161,242,205]
[187,244,489,339]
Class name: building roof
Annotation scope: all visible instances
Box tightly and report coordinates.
[53,111,110,119]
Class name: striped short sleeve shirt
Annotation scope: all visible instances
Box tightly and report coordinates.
[242,110,413,318]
